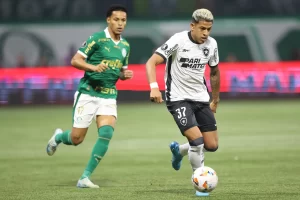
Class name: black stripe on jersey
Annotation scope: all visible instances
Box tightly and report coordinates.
[188,31,200,44]
[154,52,166,63]
[203,77,209,93]
[209,64,218,68]
[166,56,173,101]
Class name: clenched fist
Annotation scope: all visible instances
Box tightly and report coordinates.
[150,88,163,103]
[123,70,134,79]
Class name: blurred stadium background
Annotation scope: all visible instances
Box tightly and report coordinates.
[0,0,300,200]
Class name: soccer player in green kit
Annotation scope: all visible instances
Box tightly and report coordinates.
[46,5,133,188]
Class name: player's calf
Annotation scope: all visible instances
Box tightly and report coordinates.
[188,137,205,171]
[203,138,218,152]
[204,145,218,152]
[202,130,218,152]
[79,125,114,180]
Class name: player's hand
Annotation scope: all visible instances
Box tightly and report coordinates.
[123,70,134,79]
[150,88,164,103]
[210,101,219,113]
[94,63,109,72]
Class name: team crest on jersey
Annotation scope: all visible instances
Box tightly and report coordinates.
[81,41,87,47]
[122,48,127,57]
[202,47,210,57]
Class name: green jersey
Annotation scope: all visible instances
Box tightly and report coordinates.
[77,28,130,99]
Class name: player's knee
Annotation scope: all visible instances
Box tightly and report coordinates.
[71,134,84,146]
[98,125,114,142]
[204,144,219,152]
[189,137,204,149]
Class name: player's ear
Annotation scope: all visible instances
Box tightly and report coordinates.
[106,17,110,24]
[190,23,195,31]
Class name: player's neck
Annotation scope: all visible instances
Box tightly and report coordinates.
[108,28,121,42]
[189,31,202,44]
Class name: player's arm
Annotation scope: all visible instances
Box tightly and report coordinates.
[209,44,220,113]
[119,68,133,80]
[146,53,165,88]
[71,53,96,71]
[145,53,165,103]
[71,35,108,72]
[146,34,179,103]
[210,65,220,104]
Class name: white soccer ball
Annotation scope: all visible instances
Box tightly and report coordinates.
[191,166,218,193]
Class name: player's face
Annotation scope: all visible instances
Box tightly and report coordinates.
[107,11,127,35]
[190,20,213,44]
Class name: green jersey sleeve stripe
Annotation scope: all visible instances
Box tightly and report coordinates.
[77,50,87,58]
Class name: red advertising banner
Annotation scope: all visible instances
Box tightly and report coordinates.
[1,62,300,93]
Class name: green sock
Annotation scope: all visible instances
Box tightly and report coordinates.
[55,130,73,145]
[80,125,114,179]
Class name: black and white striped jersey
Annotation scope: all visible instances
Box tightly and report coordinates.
[155,31,219,102]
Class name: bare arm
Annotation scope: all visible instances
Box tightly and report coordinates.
[70,53,95,72]
[145,53,165,86]
[210,65,220,103]
[145,53,165,103]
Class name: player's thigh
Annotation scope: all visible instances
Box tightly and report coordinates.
[96,115,116,128]
[73,92,97,129]
[194,104,218,148]
[167,101,201,140]
[95,98,117,128]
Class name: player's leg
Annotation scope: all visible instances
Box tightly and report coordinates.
[175,139,216,158]
[77,98,116,188]
[46,92,95,156]
[177,107,208,197]
[185,133,209,197]
[194,103,218,197]
[168,101,205,171]
[177,103,219,155]
[183,126,205,171]
[167,101,188,170]
[195,104,218,152]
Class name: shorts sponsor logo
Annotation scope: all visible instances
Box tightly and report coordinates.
[180,117,187,126]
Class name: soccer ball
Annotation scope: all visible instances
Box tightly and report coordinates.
[191,166,218,193]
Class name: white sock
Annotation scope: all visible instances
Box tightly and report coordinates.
[179,143,190,156]
[180,143,209,157]
[188,144,204,171]
[200,147,205,168]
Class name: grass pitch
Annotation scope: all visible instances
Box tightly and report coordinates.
[0,100,300,200]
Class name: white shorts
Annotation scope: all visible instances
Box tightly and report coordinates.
[73,91,117,128]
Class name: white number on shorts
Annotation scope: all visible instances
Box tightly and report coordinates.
[176,107,186,119]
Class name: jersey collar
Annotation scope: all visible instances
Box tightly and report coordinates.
[104,27,123,40]
[188,31,200,44]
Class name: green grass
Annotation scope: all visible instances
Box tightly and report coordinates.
[0,100,300,200]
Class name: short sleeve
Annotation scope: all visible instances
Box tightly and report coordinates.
[78,34,99,58]
[155,34,180,61]
[208,40,219,67]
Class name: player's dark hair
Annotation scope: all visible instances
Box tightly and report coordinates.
[106,4,128,18]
